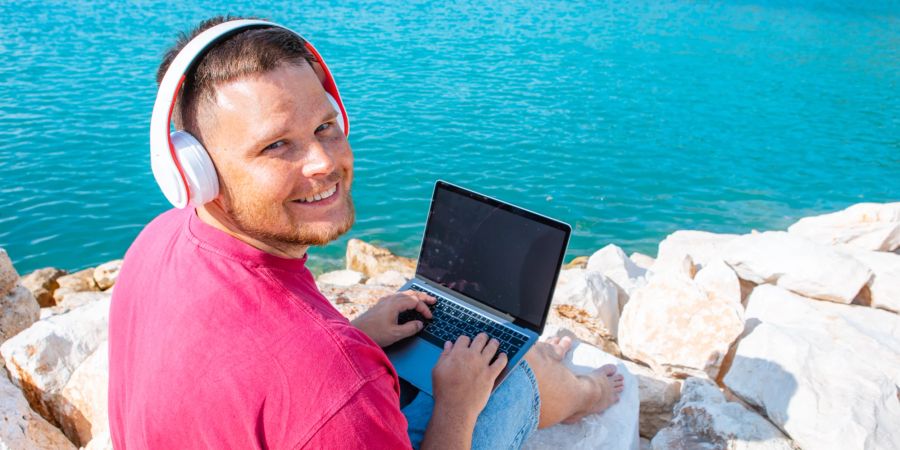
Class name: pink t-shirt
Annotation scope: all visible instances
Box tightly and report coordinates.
[108,208,411,449]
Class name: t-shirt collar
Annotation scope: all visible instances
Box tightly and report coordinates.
[185,208,310,271]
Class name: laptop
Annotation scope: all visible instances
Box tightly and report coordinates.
[385,180,571,395]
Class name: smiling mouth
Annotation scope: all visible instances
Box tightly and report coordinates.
[293,184,339,204]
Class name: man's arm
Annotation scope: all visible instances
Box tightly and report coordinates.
[421,334,508,450]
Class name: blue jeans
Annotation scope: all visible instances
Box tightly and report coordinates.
[402,361,541,449]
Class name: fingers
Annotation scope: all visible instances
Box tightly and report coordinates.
[413,297,433,320]
[454,334,471,350]
[442,340,452,356]
[470,333,489,351]
[489,352,508,377]
[483,337,500,358]
[397,290,435,319]
[397,320,424,338]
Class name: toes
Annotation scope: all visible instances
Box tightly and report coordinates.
[559,336,573,351]
[599,364,617,376]
[612,374,624,382]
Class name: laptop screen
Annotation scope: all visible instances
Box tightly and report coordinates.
[416,181,571,332]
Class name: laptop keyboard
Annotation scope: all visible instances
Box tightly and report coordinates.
[399,285,529,361]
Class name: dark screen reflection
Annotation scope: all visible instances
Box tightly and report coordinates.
[417,187,567,327]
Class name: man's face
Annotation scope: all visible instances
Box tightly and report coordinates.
[200,62,354,247]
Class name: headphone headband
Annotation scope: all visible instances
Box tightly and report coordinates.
[150,19,349,208]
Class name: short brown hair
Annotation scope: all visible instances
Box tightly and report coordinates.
[156,16,318,135]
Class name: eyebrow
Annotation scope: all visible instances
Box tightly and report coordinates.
[246,105,339,152]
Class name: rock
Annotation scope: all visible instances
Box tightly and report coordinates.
[318,283,395,306]
[41,291,110,320]
[546,305,621,356]
[316,269,365,287]
[0,370,77,450]
[365,270,409,289]
[694,259,742,305]
[552,268,621,336]
[837,247,900,314]
[53,268,99,304]
[0,285,40,344]
[724,285,900,450]
[0,300,109,435]
[0,248,18,296]
[587,244,648,308]
[622,361,682,439]
[723,231,872,304]
[345,239,416,278]
[525,326,640,450]
[655,230,739,272]
[21,267,67,307]
[650,253,696,280]
[92,260,122,290]
[651,377,794,450]
[618,274,744,379]
[59,343,108,447]
[563,256,589,269]
[788,202,900,251]
[333,303,370,321]
[629,252,656,270]
[82,429,112,450]
[640,437,652,450]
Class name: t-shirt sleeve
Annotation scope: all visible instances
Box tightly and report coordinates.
[298,372,412,450]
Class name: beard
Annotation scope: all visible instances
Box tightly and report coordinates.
[222,186,356,247]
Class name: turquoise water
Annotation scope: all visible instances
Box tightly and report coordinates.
[1,0,898,275]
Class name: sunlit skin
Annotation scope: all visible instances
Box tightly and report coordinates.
[194,62,354,258]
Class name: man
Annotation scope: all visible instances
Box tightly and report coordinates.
[108,16,624,449]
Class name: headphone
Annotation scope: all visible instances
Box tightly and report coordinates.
[150,19,350,209]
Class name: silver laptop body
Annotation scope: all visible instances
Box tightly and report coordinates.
[385,180,571,396]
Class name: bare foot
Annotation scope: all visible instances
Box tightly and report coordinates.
[543,335,573,361]
[561,364,625,424]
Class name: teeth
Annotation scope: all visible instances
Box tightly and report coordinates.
[297,185,337,203]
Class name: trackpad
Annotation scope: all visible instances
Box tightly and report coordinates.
[386,338,442,396]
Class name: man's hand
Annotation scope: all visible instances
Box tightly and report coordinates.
[421,333,508,450]
[351,290,435,347]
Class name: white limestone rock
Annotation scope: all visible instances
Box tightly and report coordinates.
[21,267,67,307]
[0,248,18,296]
[0,370,76,450]
[525,326,640,450]
[365,270,409,289]
[650,253,697,280]
[837,247,900,313]
[41,291,110,320]
[724,285,900,450]
[552,268,621,336]
[618,274,744,379]
[694,259,742,305]
[546,306,622,357]
[92,260,122,291]
[586,244,648,307]
[0,285,40,344]
[788,202,900,251]
[723,231,872,304]
[82,429,112,450]
[316,269,365,287]
[629,252,656,271]
[654,230,739,273]
[318,283,395,306]
[59,343,109,447]
[0,300,109,433]
[622,361,682,439]
[651,377,794,450]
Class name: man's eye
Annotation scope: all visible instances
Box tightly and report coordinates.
[263,140,286,151]
[316,122,333,133]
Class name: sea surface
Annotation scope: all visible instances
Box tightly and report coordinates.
[1,0,898,275]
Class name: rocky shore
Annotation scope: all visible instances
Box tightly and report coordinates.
[1,202,898,449]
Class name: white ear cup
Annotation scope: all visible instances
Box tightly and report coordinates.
[326,92,344,133]
[171,131,219,206]
[151,148,189,209]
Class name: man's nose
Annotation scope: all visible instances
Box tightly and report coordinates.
[301,141,336,178]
